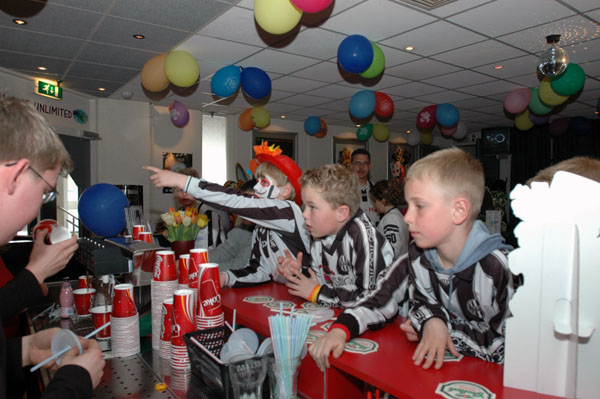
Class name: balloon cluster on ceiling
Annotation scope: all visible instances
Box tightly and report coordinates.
[504,63,587,133]
[254,0,332,35]
[411,103,466,146]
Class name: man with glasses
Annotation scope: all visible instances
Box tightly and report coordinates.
[0,97,105,398]
[350,149,380,226]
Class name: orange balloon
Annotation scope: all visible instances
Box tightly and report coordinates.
[238,108,254,131]
[315,118,327,138]
[141,54,169,92]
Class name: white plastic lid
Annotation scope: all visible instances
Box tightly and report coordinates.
[50,329,82,365]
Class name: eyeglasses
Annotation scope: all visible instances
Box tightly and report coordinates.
[4,162,59,204]
[351,161,370,167]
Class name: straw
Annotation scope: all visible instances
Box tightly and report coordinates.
[232,309,237,331]
[190,336,223,365]
[30,322,111,372]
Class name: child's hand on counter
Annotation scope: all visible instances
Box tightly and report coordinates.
[308,328,347,371]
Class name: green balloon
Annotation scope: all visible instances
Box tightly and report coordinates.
[550,63,585,96]
[360,42,385,79]
[356,124,373,141]
[528,87,552,115]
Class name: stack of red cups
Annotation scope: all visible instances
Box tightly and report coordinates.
[171,289,196,372]
[178,254,190,290]
[159,298,173,359]
[196,262,224,330]
[111,283,140,357]
[189,248,209,310]
[151,250,179,350]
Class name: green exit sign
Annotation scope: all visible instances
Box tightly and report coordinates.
[36,81,62,100]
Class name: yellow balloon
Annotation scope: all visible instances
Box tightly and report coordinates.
[539,77,569,106]
[141,54,169,92]
[515,109,534,131]
[421,131,433,145]
[251,107,271,128]
[254,0,302,35]
[372,123,390,142]
[164,51,200,88]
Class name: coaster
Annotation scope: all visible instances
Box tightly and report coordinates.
[435,381,496,399]
[344,338,378,355]
[243,295,274,304]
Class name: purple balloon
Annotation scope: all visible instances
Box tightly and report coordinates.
[169,100,190,128]
[529,112,550,125]
[549,117,569,137]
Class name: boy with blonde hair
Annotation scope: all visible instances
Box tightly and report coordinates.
[310,148,518,371]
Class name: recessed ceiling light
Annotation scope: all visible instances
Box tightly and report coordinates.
[37,66,47,71]
[98,88,106,91]
[356,124,361,127]
[133,34,145,40]
[406,130,412,134]
[280,115,286,119]
[494,65,503,70]
[404,46,415,51]
[13,19,27,25]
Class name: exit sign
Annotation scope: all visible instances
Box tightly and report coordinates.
[36,81,62,100]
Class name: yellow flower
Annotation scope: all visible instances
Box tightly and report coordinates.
[197,214,209,228]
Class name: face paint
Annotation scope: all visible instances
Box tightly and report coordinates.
[254,175,281,199]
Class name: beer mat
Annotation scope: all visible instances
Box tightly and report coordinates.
[262,300,295,310]
[425,349,464,362]
[435,381,496,399]
[344,338,378,355]
[301,301,330,310]
[243,295,274,304]
[306,329,327,344]
[320,321,333,331]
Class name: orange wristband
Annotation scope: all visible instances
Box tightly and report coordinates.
[308,285,321,303]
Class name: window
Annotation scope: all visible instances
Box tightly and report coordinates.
[202,114,227,184]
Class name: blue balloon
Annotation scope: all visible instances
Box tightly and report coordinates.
[304,116,321,135]
[78,183,129,237]
[569,116,592,135]
[349,90,376,119]
[241,67,271,99]
[211,65,241,98]
[435,103,460,127]
[337,35,374,74]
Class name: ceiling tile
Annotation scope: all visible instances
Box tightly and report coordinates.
[565,0,600,12]
[473,55,539,78]
[0,51,72,76]
[0,27,83,59]
[242,49,320,74]
[415,90,475,103]
[279,93,333,107]
[198,6,265,47]
[290,61,343,82]
[460,80,524,96]
[77,42,158,69]
[67,61,139,83]
[177,34,262,65]
[432,40,528,68]
[422,70,495,89]
[563,37,600,64]
[377,45,421,68]
[386,58,461,80]
[385,81,445,98]
[272,75,326,93]
[276,28,345,61]
[305,84,358,99]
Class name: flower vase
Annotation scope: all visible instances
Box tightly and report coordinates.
[170,240,195,260]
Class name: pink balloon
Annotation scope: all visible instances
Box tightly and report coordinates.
[416,105,437,129]
[504,88,531,114]
[549,117,569,136]
[290,0,333,13]
[441,125,457,136]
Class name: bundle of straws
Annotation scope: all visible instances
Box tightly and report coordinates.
[268,305,312,398]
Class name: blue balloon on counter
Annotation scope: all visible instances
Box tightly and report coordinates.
[211,65,241,98]
[349,90,376,119]
[435,103,460,127]
[337,34,373,74]
[241,67,271,99]
[78,184,129,237]
[304,116,321,135]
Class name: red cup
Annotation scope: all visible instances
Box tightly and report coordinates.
[132,225,145,241]
[154,250,177,281]
[33,219,59,243]
[138,231,153,243]
[78,275,89,289]
[73,288,96,316]
[160,298,173,342]
[178,254,190,286]
[112,283,137,317]
[90,306,112,339]
[198,263,222,318]
[189,249,209,290]
[171,289,195,347]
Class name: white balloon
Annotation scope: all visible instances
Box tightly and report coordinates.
[453,122,468,140]
[405,130,421,146]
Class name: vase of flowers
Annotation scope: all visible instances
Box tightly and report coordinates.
[160,207,209,259]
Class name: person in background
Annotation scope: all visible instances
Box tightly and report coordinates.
[0,97,104,398]
[350,149,379,226]
[208,179,257,271]
[370,179,409,261]
[526,156,600,185]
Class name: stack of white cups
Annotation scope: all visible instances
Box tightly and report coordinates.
[111,283,140,357]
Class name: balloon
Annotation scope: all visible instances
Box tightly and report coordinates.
[251,107,270,128]
[453,122,468,140]
[169,100,190,128]
[374,92,394,117]
[539,77,569,106]
[529,112,550,125]
[421,131,433,145]
[356,124,373,141]
[254,0,302,35]
[405,130,421,146]
[349,90,376,119]
[238,108,254,131]
[211,65,241,98]
[304,116,321,135]
[441,125,457,136]
[372,123,390,142]
[435,103,459,127]
[141,54,169,92]
[360,42,385,79]
[164,50,200,88]
[417,105,437,129]
[569,116,592,135]
[528,87,552,115]
[515,109,534,131]
[78,183,129,237]
[550,63,586,96]
[290,0,332,13]
[549,117,569,136]
[504,87,531,114]
[315,119,327,138]
[337,35,374,74]
[241,67,271,99]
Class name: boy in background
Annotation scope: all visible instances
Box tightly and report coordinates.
[309,148,518,371]
[145,142,311,288]
[370,179,409,261]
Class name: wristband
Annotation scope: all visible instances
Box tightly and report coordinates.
[308,285,321,303]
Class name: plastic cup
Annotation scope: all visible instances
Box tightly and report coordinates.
[112,283,137,317]
[154,250,177,281]
[229,356,267,399]
[268,356,301,399]
[138,231,153,243]
[49,226,71,244]
[73,288,96,316]
[51,329,82,366]
[132,224,145,241]
[227,328,259,354]
[90,305,112,339]
[78,275,89,289]
[33,219,58,243]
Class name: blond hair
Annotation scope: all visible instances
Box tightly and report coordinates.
[300,164,360,215]
[256,161,295,201]
[527,156,600,185]
[0,97,73,174]
[406,147,484,220]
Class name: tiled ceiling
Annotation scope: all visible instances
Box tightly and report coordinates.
[1,0,599,134]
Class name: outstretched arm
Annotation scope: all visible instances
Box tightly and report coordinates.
[143,166,188,190]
